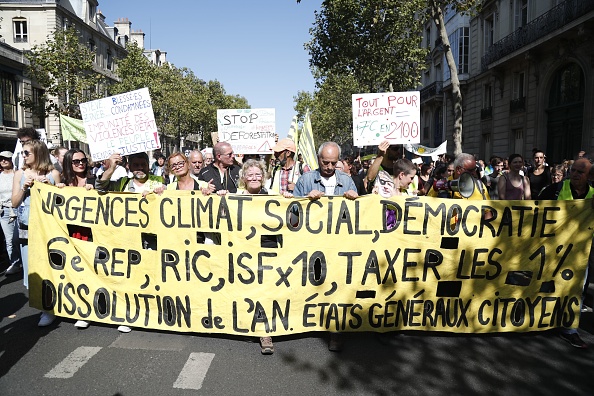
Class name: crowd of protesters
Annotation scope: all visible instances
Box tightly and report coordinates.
[1,127,592,352]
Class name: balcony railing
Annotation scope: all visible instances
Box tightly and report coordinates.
[481,0,594,71]
[481,106,493,120]
[420,81,443,102]
[510,97,526,113]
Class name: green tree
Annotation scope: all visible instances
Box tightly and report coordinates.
[295,72,364,146]
[304,0,427,92]
[21,26,105,118]
[299,0,480,154]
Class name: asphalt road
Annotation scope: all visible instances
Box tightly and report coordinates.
[1,271,593,396]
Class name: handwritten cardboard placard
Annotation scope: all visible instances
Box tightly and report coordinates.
[80,88,161,161]
[352,92,421,146]
[217,108,276,154]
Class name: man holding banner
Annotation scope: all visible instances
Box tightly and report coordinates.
[96,152,164,195]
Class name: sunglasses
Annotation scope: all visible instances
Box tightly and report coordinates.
[72,158,88,166]
[22,150,32,157]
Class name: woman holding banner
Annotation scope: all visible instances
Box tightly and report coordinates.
[56,149,96,329]
[12,139,61,327]
[219,159,293,354]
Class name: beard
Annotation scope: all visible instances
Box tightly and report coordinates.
[133,171,147,180]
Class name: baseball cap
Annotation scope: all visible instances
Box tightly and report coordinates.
[0,151,14,158]
[272,138,296,153]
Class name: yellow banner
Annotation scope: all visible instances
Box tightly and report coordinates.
[29,184,592,336]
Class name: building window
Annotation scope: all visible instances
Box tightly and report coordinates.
[425,28,431,49]
[549,63,584,107]
[13,18,28,43]
[444,27,469,79]
[89,2,97,22]
[32,88,46,129]
[1,72,18,128]
[484,14,494,49]
[515,0,528,29]
[106,50,113,71]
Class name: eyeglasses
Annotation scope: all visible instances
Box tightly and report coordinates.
[219,152,234,158]
[245,173,263,180]
[72,158,88,166]
[22,150,32,157]
[552,174,563,179]
[170,161,186,169]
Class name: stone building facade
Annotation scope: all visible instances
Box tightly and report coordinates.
[0,0,130,150]
[421,0,594,164]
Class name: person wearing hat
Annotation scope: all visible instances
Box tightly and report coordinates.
[0,150,22,276]
[267,138,310,194]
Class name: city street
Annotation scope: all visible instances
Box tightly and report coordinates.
[1,271,593,396]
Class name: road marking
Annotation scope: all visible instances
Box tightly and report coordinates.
[173,352,215,390]
[44,346,102,379]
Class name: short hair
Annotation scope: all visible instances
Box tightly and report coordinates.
[53,146,68,157]
[454,153,475,169]
[189,150,203,160]
[508,153,523,164]
[317,141,341,159]
[129,152,149,165]
[490,156,503,167]
[393,158,416,176]
[239,159,268,189]
[214,142,231,157]
[166,152,188,173]
[17,127,41,140]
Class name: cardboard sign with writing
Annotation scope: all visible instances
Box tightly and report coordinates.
[80,88,161,161]
[352,92,421,146]
[217,108,275,154]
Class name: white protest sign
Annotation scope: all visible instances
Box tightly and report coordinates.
[80,87,161,161]
[352,91,421,146]
[217,108,275,154]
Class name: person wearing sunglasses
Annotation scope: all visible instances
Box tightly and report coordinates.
[0,151,22,276]
[11,139,61,327]
[57,149,94,190]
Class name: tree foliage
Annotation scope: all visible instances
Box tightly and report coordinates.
[297,0,428,149]
[111,43,249,149]
[21,26,105,118]
[306,0,428,92]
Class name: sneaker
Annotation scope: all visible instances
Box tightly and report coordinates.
[38,312,56,327]
[328,333,343,352]
[559,332,588,349]
[74,320,90,329]
[5,262,22,275]
[259,336,274,355]
[117,325,132,333]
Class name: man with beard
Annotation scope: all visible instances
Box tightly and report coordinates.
[96,152,164,195]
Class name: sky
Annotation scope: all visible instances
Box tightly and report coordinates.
[98,0,322,139]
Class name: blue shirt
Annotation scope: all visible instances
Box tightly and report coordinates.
[293,169,357,197]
